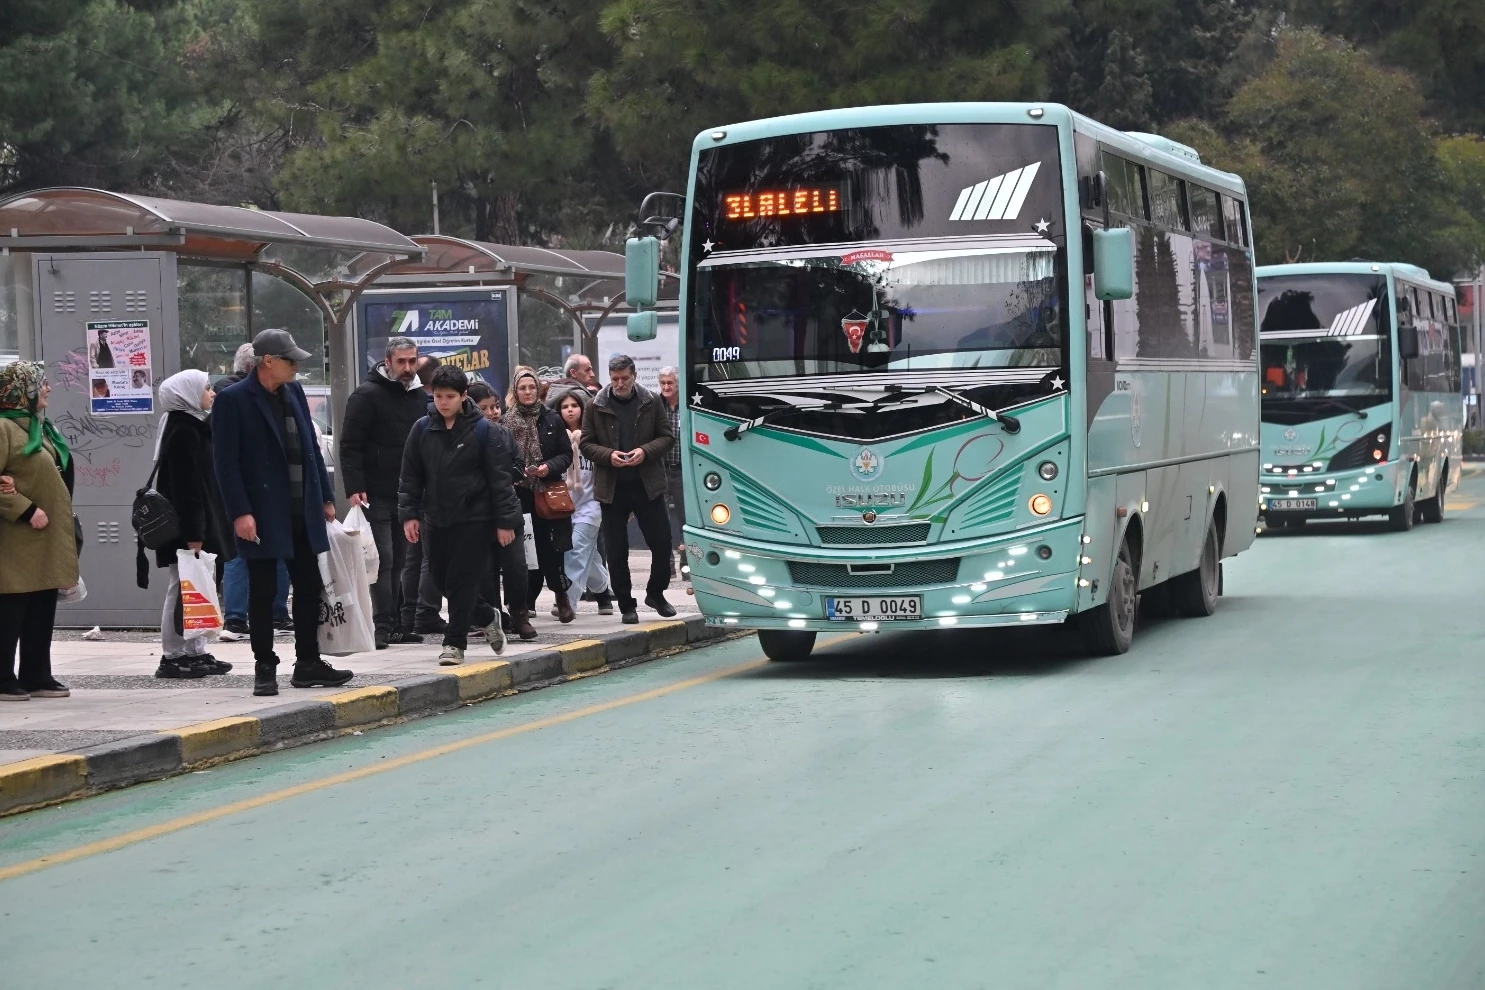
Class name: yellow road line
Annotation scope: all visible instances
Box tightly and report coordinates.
[0,654,778,884]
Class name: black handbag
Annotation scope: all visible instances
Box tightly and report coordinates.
[132,460,179,550]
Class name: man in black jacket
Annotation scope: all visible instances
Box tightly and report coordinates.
[398,365,523,665]
[342,336,426,649]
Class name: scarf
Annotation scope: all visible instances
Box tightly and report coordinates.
[154,369,210,459]
[0,406,71,471]
[508,400,544,489]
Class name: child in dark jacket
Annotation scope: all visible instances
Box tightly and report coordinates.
[468,381,538,641]
[397,366,523,664]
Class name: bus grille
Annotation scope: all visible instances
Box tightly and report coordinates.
[816,523,930,546]
[788,558,960,589]
[733,475,794,534]
[957,471,1022,529]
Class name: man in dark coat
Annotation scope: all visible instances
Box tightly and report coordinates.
[341,335,426,649]
[580,353,676,624]
[213,328,354,697]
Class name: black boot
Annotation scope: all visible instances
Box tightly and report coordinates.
[291,658,354,689]
[253,659,279,697]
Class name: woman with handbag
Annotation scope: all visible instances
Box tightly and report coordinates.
[151,370,236,678]
[547,384,613,616]
[505,367,575,623]
[0,363,77,700]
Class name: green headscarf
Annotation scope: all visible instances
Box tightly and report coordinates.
[0,361,71,470]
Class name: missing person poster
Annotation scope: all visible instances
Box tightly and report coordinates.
[87,320,154,414]
[358,290,510,392]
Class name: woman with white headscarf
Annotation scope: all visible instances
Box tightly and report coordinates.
[151,369,236,678]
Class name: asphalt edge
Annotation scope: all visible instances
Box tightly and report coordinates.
[0,616,730,817]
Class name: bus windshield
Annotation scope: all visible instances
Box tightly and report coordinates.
[694,242,1061,380]
[1259,273,1392,422]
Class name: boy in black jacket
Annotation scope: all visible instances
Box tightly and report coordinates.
[398,366,523,664]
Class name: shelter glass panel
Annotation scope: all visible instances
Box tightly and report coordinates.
[517,293,577,382]
[177,265,250,381]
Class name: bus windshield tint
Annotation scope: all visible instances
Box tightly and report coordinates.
[1259,273,1388,336]
[1260,337,1391,422]
[694,245,1062,379]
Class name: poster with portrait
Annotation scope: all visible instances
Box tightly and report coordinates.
[87,320,154,415]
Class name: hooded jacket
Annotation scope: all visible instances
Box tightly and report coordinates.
[341,363,428,502]
[579,382,674,503]
[397,397,523,531]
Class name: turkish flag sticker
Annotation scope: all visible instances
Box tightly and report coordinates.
[695,431,711,445]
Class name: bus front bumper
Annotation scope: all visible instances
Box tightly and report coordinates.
[685,517,1085,632]
[1259,461,1406,519]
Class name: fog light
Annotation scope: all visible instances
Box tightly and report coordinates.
[706,551,720,565]
[710,503,731,525]
[703,471,722,491]
[1036,544,1052,560]
[1029,494,1053,516]
[1038,460,1058,481]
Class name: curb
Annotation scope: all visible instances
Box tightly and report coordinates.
[0,616,728,817]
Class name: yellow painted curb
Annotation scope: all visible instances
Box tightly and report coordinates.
[0,755,88,815]
[323,686,400,728]
[451,661,514,702]
[556,639,607,675]
[637,619,688,651]
[174,717,261,766]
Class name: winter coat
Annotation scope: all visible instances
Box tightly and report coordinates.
[340,364,428,503]
[397,397,524,531]
[580,383,674,503]
[212,373,335,560]
[152,412,236,569]
[0,416,79,594]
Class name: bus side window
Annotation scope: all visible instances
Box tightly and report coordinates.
[1100,152,1147,220]
[1219,195,1248,247]
[1188,185,1221,240]
[1148,170,1189,231]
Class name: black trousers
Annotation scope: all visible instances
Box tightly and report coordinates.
[399,527,443,631]
[481,533,529,619]
[365,498,408,636]
[0,589,59,690]
[600,483,672,610]
[247,519,323,667]
[426,522,496,651]
[518,487,570,607]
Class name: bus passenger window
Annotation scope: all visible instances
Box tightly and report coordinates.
[1148,170,1189,231]
[1220,196,1248,247]
[1100,152,1146,219]
[1188,185,1221,240]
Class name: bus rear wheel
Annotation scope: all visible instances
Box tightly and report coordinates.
[1389,475,1417,532]
[758,629,816,662]
[1078,536,1136,656]
[1418,461,1447,524]
[1168,519,1220,617]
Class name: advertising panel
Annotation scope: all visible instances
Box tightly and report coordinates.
[358,290,510,392]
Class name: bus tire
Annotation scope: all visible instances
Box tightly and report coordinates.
[1389,474,1417,532]
[1078,536,1136,656]
[1418,461,1447,524]
[1169,519,1220,618]
[758,629,816,662]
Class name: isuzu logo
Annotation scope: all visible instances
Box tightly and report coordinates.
[834,493,906,508]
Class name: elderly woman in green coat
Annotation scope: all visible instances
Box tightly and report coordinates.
[0,362,78,700]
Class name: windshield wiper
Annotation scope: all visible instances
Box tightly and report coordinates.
[722,384,1023,440]
[1291,398,1368,420]
[723,406,800,440]
[884,384,1022,433]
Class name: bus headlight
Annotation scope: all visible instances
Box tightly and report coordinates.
[703,472,723,491]
[1037,461,1059,481]
[710,503,732,525]
[1029,494,1054,516]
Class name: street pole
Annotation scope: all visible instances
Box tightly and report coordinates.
[432,181,440,236]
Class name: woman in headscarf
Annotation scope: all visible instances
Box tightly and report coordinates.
[505,366,575,623]
[151,370,236,678]
[0,362,78,700]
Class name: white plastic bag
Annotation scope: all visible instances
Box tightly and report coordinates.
[57,578,87,604]
[522,512,538,570]
[342,503,380,581]
[176,550,223,642]
[317,520,376,656]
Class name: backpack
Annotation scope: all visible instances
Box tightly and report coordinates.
[132,457,179,590]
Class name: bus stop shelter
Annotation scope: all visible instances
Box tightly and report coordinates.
[0,186,424,627]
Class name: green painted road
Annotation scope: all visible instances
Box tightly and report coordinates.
[5,479,1485,989]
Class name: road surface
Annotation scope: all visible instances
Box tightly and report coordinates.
[3,477,1483,989]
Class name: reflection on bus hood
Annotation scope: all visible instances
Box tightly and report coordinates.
[1259,404,1390,470]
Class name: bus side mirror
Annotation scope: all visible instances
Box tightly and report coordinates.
[625,236,660,309]
[627,311,658,342]
[1093,227,1134,301]
[1397,325,1420,360]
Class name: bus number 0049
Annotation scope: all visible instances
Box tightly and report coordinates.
[827,596,922,621]
[712,346,742,362]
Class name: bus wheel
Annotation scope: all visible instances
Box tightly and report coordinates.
[1389,475,1417,532]
[1078,537,1136,656]
[758,629,816,662]
[1169,519,1220,617]
[1418,461,1447,524]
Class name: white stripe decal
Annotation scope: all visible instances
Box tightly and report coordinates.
[973,173,1011,220]
[960,180,993,222]
[1327,299,1376,337]
[949,186,975,223]
[984,169,1021,220]
[1001,162,1041,221]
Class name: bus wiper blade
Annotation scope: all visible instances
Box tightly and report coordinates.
[1300,398,1367,420]
[723,406,797,440]
[881,384,1022,433]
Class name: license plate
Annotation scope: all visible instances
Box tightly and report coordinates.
[1267,498,1317,510]
[826,595,922,621]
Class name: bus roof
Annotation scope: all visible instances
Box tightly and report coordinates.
[1257,261,1457,296]
[690,102,1248,198]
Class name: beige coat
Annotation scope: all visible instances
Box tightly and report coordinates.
[0,417,79,594]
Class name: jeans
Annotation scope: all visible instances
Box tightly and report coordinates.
[223,555,289,623]
[161,562,209,660]
[599,483,672,611]
[0,589,59,690]
[565,519,610,594]
[247,521,323,668]
[399,532,443,631]
[365,499,408,635]
[426,522,496,651]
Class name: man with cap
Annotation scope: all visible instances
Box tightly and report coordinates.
[213,329,354,696]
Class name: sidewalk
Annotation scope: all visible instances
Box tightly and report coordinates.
[0,562,711,784]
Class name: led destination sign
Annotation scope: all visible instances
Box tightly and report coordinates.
[724,186,842,221]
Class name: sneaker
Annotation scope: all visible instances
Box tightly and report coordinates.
[485,617,507,656]
[644,593,677,618]
[155,656,208,679]
[190,653,232,675]
[596,592,615,616]
[388,630,424,645]
[220,617,250,641]
[513,615,538,641]
[438,646,465,666]
[289,659,354,689]
[27,680,70,698]
[621,610,639,625]
[374,630,389,651]
[413,616,448,636]
[274,616,294,634]
[0,684,30,701]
